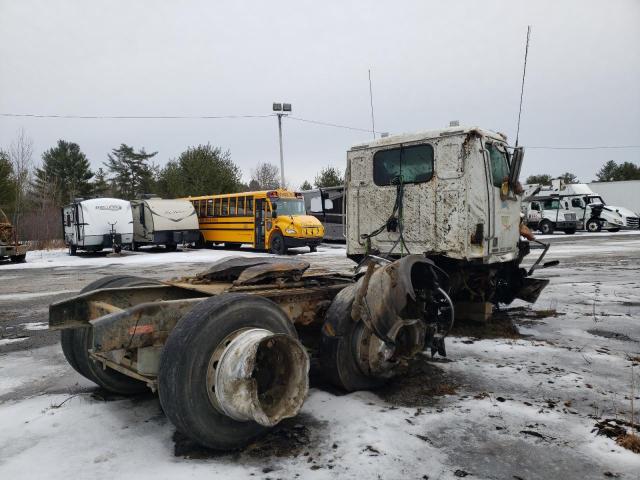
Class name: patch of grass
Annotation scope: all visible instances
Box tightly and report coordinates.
[616,433,640,453]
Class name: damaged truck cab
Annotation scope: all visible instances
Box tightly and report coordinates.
[345,126,547,306]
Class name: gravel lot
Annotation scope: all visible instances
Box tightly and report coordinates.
[0,234,639,479]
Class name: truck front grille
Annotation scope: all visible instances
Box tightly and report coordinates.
[627,217,639,229]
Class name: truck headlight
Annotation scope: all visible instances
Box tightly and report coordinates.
[285,228,297,235]
[614,218,623,225]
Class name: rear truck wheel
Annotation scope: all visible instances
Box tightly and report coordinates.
[586,218,602,233]
[269,231,287,255]
[319,284,387,392]
[158,293,309,450]
[309,245,317,253]
[60,275,161,394]
[563,228,576,235]
[9,254,26,263]
[131,241,139,251]
[538,220,554,235]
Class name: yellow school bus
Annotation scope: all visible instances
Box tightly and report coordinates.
[186,189,324,254]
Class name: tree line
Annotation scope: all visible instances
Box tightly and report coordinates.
[0,130,345,241]
[526,159,640,186]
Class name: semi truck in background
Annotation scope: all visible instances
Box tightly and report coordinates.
[521,194,578,235]
[536,180,639,231]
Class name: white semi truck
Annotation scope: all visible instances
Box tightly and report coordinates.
[62,198,134,255]
[535,181,639,232]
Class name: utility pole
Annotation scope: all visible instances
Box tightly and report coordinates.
[272,102,292,188]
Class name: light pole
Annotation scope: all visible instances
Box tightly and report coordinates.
[272,102,291,188]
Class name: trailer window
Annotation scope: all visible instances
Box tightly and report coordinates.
[66,213,71,227]
[246,196,254,216]
[373,144,434,186]
[237,197,245,216]
[487,143,510,187]
[221,198,229,216]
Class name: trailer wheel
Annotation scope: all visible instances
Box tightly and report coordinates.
[158,293,302,450]
[269,231,287,255]
[538,220,554,235]
[319,284,387,392]
[60,275,161,394]
[586,218,601,232]
[9,254,26,263]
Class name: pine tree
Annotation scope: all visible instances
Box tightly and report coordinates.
[104,144,157,199]
[92,167,111,197]
[300,180,313,190]
[595,160,618,182]
[33,140,93,204]
[0,150,15,208]
[314,166,343,188]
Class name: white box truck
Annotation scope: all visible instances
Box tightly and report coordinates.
[62,198,133,255]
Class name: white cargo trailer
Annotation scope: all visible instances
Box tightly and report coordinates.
[62,198,133,255]
[131,198,199,250]
[587,180,640,217]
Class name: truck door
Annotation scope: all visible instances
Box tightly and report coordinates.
[255,199,265,249]
[484,141,520,256]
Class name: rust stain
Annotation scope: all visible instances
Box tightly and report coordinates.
[128,324,154,335]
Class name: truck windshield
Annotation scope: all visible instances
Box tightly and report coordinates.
[587,196,605,205]
[272,198,306,216]
[486,143,510,187]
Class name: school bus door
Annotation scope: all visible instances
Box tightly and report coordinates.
[255,198,265,249]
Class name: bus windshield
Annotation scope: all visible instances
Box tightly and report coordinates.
[272,198,306,216]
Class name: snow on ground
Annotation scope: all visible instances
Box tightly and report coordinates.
[1,234,639,479]
[0,243,345,271]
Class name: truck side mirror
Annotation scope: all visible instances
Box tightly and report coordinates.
[509,146,524,190]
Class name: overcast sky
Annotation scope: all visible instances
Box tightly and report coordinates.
[1,0,639,188]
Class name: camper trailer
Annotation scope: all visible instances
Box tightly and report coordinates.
[62,198,133,255]
[131,197,199,250]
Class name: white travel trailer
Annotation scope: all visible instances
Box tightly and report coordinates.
[537,181,639,231]
[62,198,133,255]
[130,197,199,250]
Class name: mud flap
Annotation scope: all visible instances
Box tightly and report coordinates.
[514,277,549,303]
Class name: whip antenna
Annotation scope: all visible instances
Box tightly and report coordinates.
[368,69,376,140]
[515,25,531,147]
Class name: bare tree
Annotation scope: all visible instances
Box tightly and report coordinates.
[250,162,280,190]
[8,129,33,227]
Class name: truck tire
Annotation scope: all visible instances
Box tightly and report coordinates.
[319,284,387,392]
[563,228,576,235]
[60,275,161,394]
[607,228,620,233]
[538,220,554,235]
[158,293,299,450]
[269,231,287,255]
[586,218,601,233]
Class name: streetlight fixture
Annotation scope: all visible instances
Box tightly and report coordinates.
[273,102,292,188]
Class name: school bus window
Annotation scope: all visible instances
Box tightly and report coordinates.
[229,197,236,216]
[199,201,206,217]
[213,198,219,216]
[206,199,213,217]
[237,197,245,216]
[246,197,254,215]
[221,198,229,216]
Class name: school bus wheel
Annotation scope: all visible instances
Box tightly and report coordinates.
[269,231,287,255]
